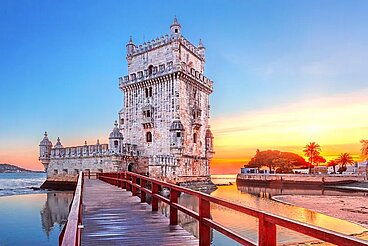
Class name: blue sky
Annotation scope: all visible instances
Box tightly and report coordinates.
[0,1,367,171]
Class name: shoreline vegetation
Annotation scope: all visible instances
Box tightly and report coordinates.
[0,163,44,173]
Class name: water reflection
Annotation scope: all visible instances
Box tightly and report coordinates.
[158,183,368,245]
[40,191,74,237]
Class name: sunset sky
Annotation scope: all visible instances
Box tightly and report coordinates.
[1,1,367,173]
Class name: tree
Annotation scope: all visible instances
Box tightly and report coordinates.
[361,140,368,176]
[247,149,280,172]
[303,142,322,173]
[336,153,354,174]
[314,155,326,166]
[327,159,338,173]
[246,149,308,173]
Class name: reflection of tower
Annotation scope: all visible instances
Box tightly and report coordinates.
[40,192,74,237]
[39,132,53,173]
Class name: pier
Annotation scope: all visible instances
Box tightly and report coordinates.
[59,172,368,246]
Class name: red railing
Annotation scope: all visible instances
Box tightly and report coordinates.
[98,171,368,246]
[59,171,84,246]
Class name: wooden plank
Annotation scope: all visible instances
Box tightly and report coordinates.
[81,179,198,246]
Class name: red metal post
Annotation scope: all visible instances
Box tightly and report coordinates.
[140,179,146,203]
[126,173,131,191]
[199,197,211,246]
[169,189,179,225]
[152,183,159,211]
[121,172,126,189]
[258,214,276,246]
[132,176,137,196]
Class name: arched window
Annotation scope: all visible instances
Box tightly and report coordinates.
[146,132,152,143]
[148,65,153,76]
[193,133,197,143]
[145,88,149,98]
[114,140,118,147]
[149,87,152,97]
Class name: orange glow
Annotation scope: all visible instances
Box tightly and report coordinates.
[2,91,368,173]
[210,89,368,174]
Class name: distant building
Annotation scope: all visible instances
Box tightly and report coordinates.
[39,18,215,184]
[240,167,269,174]
[292,168,310,174]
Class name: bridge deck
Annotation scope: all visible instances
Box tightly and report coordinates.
[81,179,198,245]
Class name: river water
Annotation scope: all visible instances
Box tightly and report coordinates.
[0,173,367,245]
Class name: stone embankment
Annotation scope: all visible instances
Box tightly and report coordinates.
[40,176,77,190]
[236,173,368,187]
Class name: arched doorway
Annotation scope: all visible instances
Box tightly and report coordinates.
[128,163,134,172]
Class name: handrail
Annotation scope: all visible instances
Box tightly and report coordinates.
[98,171,368,246]
[59,171,84,246]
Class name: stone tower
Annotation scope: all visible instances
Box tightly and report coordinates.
[119,17,214,183]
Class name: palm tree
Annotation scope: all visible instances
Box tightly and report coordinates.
[361,140,368,177]
[303,142,321,173]
[336,153,354,174]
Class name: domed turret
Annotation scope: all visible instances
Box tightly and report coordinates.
[170,16,181,35]
[109,121,124,154]
[198,39,205,60]
[39,131,53,147]
[109,121,124,139]
[54,137,63,149]
[170,120,184,131]
[39,131,53,173]
[126,35,135,56]
[170,119,184,151]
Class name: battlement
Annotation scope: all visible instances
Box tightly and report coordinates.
[50,143,138,159]
[128,34,203,60]
[119,62,213,91]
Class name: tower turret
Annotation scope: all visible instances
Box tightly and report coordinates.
[109,121,124,154]
[198,39,206,60]
[205,128,214,159]
[170,16,181,35]
[170,119,185,153]
[126,35,135,56]
[39,131,53,173]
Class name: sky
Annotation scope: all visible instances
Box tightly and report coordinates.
[0,0,367,173]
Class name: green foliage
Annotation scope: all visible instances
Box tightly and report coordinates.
[246,149,308,173]
[336,153,354,174]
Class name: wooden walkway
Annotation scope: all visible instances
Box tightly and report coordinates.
[81,179,199,245]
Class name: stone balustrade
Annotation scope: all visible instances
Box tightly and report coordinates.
[128,34,203,59]
[50,143,138,158]
[119,62,213,90]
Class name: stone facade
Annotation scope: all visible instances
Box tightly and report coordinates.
[39,17,214,184]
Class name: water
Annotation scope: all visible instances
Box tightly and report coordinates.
[0,173,367,245]
[161,174,368,245]
[0,172,46,196]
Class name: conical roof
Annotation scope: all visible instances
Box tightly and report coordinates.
[39,132,53,146]
[54,137,63,149]
[109,121,124,139]
[170,120,184,131]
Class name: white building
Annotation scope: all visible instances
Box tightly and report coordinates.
[39,18,215,184]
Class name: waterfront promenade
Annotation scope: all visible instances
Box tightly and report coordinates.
[59,172,368,246]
